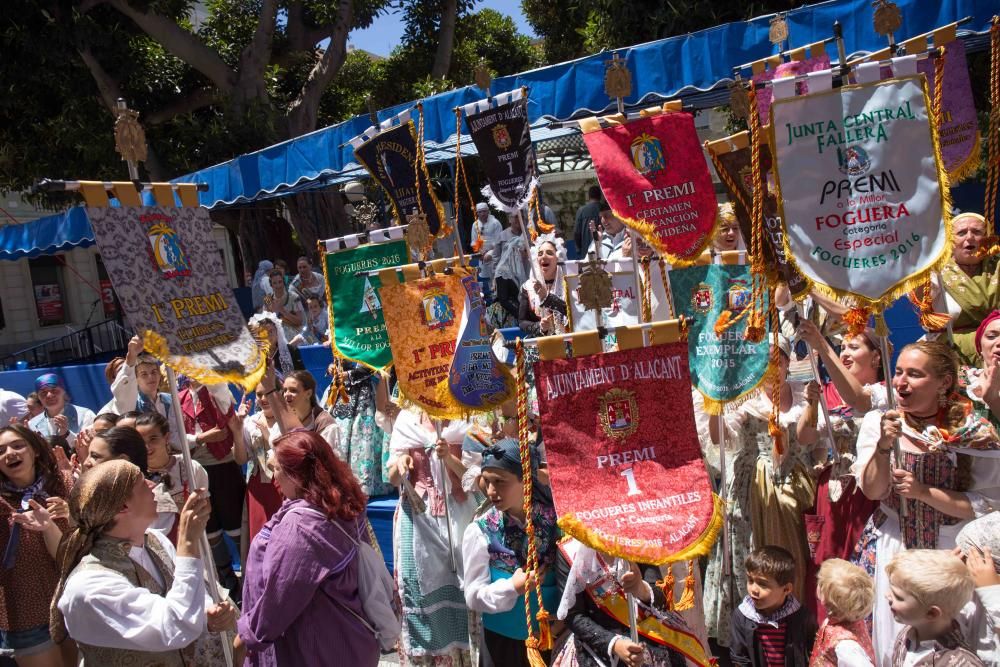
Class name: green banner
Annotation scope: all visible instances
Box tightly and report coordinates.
[324,240,408,369]
[669,264,770,411]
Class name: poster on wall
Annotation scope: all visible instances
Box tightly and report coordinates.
[34,284,64,325]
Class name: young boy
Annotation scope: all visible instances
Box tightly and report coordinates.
[885,549,985,666]
[730,545,817,666]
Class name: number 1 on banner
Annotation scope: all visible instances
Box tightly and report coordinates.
[621,468,642,496]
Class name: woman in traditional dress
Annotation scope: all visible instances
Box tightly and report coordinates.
[289,255,327,305]
[249,312,302,379]
[238,429,379,667]
[518,235,568,336]
[853,340,1000,661]
[268,370,339,452]
[251,259,274,312]
[797,321,884,617]
[965,310,1000,430]
[927,212,1000,365]
[0,424,74,667]
[386,407,480,666]
[326,363,392,497]
[703,341,822,648]
[234,384,283,566]
[486,234,531,332]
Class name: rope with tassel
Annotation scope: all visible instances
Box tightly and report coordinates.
[515,340,552,666]
[766,288,784,457]
[639,257,653,323]
[985,17,1000,241]
[454,109,482,252]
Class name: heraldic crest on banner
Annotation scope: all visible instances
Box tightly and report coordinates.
[769,73,952,309]
[598,388,639,441]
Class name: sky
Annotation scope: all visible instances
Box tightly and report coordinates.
[347,0,537,57]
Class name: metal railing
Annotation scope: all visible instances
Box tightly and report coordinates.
[0,319,134,371]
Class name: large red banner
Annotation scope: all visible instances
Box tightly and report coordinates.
[581,110,717,262]
[536,342,720,565]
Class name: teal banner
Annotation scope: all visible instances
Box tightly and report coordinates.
[669,264,770,410]
[324,240,408,369]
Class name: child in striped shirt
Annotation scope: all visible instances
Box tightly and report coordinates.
[730,545,818,667]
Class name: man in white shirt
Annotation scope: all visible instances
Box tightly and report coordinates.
[54,459,239,665]
[472,202,504,301]
[587,202,627,260]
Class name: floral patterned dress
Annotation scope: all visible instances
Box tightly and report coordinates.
[703,386,820,647]
[328,368,393,497]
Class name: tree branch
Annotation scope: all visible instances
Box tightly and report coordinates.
[144,88,218,125]
[77,46,124,114]
[286,0,353,136]
[286,0,308,53]
[235,0,278,102]
[431,0,458,79]
[105,0,236,94]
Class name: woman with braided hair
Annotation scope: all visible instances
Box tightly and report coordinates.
[53,460,238,666]
[853,340,1000,661]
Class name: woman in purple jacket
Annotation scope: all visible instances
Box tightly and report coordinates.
[237,428,378,666]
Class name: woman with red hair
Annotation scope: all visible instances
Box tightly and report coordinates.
[237,427,379,666]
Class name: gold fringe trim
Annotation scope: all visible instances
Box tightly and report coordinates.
[769,75,953,312]
[947,130,982,185]
[556,493,724,566]
[142,329,266,392]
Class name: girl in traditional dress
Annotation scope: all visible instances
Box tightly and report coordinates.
[326,363,393,497]
[386,407,481,666]
[134,412,209,545]
[703,340,823,648]
[797,321,884,617]
[234,384,283,566]
[267,370,340,451]
[519,235,568,336]
[462,438,559,666]
[853,341,1000,661]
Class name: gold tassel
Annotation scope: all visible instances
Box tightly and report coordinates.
[672,560,698,612]
[525,639,547,667]
[978,235,1000,258]
[535,609,553,650]
[471,237,484,252]
[657,570,676,611]
[874,312,890,338]
[906,275,951,332]
[744,309,765,343]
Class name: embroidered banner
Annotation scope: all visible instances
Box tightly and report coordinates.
[669,264,771,412]
[705,133,809,297]
[536,342,721,565]
[466,97,536,212]
[752,53,832,126]
[324,240,408,370]
[770,75,950,305]
[86,206,264,389]
[581,110,717,262]
[380,268,471,418]
[353,121,446,235]
[441,275,515,411]
[919,40,979,182]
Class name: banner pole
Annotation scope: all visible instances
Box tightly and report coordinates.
[627,592,639,643]
[717,415,731,578]
[432,420,458,573]
[627,230,644,322]
[796,305,840,464]
[877,334,906,518]
[164,366,234,667]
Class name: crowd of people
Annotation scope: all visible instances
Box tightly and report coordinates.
[1,198,999,667]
